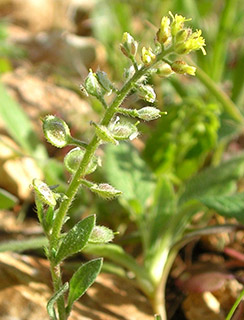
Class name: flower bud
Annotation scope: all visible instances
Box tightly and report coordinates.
[141,47,156,66]
[84,69,105,99]
[92,122,118,145]
[135,84,156,103]
[64,147,98,175]
[120,32,138,58]
[175,28,191,43]
[96,70,114,94]
[32,179,56,207]
[174,29,206,55]
[156,16,171,45]
[109,120,139,141]
[90,183,122,199]
[171,60,196,76]
[169,12,191,37]
[43,115,71,148]
[137,107,162,121]
[156,62,174,77]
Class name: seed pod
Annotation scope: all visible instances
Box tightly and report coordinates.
[89,226,114,244]
[135,84,156,103]
[137,107,162,121]
[109,121,139,141]
[43,115,71,148]
[90,183,122,199]
[32,179,56,207]
[64,147,98,175]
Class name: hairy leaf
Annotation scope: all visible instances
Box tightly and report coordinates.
[199,193,244,223]
[180,152,244,204]
[47,282,69,320]
[67,258,103,314]
[55,215,95,264]
[104,143,155,214]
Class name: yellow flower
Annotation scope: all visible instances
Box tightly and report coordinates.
[141,47,156,65]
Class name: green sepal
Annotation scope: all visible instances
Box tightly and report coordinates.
[92,122,118,145]
[54,215,95,264]
[89,226,114,244]
[64,147,98,175]
[96,70,115,93]
[66,258,103,315]
[47,282,69,320]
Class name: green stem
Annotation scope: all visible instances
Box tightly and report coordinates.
[211,0,238,82]
[195,63,244,124]
[50,47,173,251]
[225,287,244,320]
[49,262,67,320]
[47,46,172,319]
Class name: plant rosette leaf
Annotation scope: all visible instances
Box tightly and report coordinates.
[64,147,98,175]
[199,192,244,223]
[47,282,69,320]
[54,215,96,264]
[88,225,114,244]
[67,258,103,315]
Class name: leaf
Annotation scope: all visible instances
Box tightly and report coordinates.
[0,82,47,160]
[67,258,103,314]
[199,193,244,223]
[0,188,18,209]
[104,143,155,213]
[47,282,69,320]
[180,152,244,204]
[54,215,95,264]
[147,177,176,249]
[89,226,114,244]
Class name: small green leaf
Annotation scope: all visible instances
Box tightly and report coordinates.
[199,193,244,223]
[154,315,162,320]
[55,215,95,264]
[0,188,18,209]
[47,282,69,320]
[67,258,103,314]
[89,226,114,244]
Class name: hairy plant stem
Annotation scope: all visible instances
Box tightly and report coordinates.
[47,47,172,319]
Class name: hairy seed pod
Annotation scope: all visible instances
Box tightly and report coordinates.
[43,115,71,148]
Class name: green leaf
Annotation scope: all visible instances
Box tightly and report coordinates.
[0,188,18,209]
[104,143,155,213]
[89,226,114,244]
[67,258,103,314]
[0,82,47,160]
[148,177,176,249]
[180,152,244,204]
[54,215,95,264]
[47,282,69,320]
[199,193,244,223]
